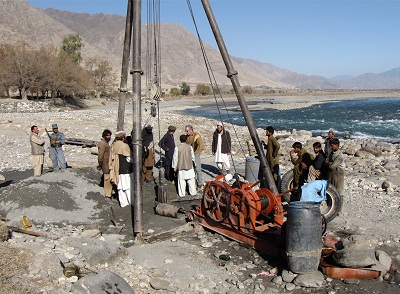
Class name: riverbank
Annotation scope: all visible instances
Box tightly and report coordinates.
[158,90,400,111]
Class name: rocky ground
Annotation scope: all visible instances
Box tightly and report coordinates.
[0,97,400,293]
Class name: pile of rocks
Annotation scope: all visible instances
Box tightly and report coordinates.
[0,101,51,113]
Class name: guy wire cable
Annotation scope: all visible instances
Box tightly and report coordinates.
[186,0,250,174]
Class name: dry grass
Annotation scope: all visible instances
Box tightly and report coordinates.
[0,244,40,294]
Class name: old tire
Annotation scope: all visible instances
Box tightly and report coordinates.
[280,169,295,202]
[280,170,342,223]
[320,184,341,223]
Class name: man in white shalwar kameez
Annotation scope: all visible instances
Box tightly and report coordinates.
[212,122,232,174]
[172,135,197,197]
[109,131,133,207]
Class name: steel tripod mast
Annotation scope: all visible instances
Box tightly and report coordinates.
[120,0,278,240]
[200,0,278,194]
[131,0,144,241]
[119,0,143,241]
[117,0,133,132]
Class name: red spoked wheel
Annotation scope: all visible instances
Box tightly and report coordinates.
[202,182,231,223]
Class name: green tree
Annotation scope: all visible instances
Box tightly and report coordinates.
[195,84,211,96]
[61,34,84,64]
[180,82,190,95]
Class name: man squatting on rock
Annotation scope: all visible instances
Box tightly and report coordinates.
[97,129,113,201]
[30,125,45,176]
[172,134,197,197]
[185,124,205,189]
[48,123,67,171]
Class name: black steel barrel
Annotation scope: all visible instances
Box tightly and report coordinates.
[286,201,322,273]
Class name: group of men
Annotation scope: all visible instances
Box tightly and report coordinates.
[159,122,231,197]
[30,123,67,176]
[31,122,344,204]
[259,128,345,199]
[97,129,134,206]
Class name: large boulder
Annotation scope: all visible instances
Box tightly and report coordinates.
[333,249,377,268]
[65,237,127,266]
[71,270,134,294]
[361,145,382,157]
[355,150,376,159]
[294,271,325,288]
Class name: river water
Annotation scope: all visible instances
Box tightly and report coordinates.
[185,97,400,142]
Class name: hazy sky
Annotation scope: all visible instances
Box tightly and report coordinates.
[27,0,400,78]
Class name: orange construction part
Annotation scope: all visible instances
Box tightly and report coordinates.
[195,179,287,255]
[320,263,380,279]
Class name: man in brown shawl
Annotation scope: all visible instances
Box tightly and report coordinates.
[109,131,133,207]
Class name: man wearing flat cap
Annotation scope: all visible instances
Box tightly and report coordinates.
[159,126,176,181]
[141,125,155,183]
[109,131,133,207]
[48,123,66,171]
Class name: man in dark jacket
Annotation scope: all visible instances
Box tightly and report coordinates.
[98,129,112,200]
[159,126,176,181]
[212,122,231,175]
[142,125,155,183]
[307,142,328,182]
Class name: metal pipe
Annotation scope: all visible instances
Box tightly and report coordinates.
[200,0,278,195]
[132,0,143,240]
[117,0,133,131]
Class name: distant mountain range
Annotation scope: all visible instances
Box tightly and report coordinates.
[1,0,399,89]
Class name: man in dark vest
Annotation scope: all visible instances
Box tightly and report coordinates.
[172,135,196,197]
[142,125,155,183]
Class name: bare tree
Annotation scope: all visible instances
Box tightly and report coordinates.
[49,50,89,98]
[85,57,117,97]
